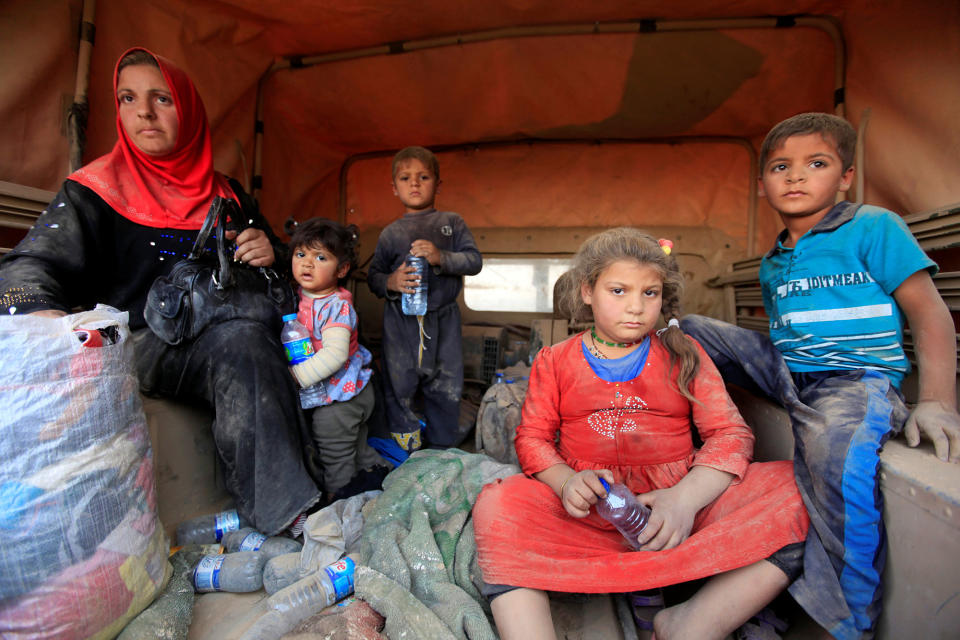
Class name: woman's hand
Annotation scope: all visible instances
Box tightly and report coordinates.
[559,468,614,518]
[228,228,275,267]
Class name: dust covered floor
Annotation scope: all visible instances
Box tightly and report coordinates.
[187,590,628,639]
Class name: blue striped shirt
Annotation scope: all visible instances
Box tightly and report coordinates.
[760,202,937,387]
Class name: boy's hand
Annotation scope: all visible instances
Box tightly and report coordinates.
[228,228,275,267]
[411,239,442,266]
[903,401,960,463]
[633,485,699,551]
[559,468,614,518]
[386,263,419,294]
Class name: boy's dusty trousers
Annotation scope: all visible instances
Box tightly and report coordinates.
[682,314,908,640]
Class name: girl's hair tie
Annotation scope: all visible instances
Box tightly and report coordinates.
[658,238,674,255]
[656,317,681,336]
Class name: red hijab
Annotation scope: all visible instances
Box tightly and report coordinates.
[70,47,236,229]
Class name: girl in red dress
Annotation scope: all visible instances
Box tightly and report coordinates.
[472,228,809,640]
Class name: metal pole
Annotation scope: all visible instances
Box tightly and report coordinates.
[68,0,97,173]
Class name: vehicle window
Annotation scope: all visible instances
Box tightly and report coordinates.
[464,257,572,312]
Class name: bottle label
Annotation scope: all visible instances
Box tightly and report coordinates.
[194,555,226,592]
[238,532,266,551]
[214,510,240,541]
[324,557,356,601]
[284,337,314,365]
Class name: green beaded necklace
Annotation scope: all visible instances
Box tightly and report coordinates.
[590,326,644,348]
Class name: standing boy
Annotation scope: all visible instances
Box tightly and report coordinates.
[367,146,482,451]
[681,113,960,639]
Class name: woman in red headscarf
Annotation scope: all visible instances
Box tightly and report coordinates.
[0,48,321,535]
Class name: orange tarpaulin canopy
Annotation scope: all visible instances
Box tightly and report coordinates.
[2,0,958,255]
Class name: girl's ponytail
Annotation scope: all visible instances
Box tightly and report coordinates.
[657,245,700,403]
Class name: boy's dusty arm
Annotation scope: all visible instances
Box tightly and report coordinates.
[411,237,482,275]
[367,242,410,299]
[412,217,482,276]
[894,270,960,462]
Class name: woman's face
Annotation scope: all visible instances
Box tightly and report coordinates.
[117,64,179,157]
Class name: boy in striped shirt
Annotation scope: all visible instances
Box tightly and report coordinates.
[682,112,959,640]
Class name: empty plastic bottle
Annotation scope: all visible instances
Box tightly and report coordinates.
[401,254,428,316]
[281,314,314,364]
[221,527,303,560]
[492,372,504,385]
[191,551,267,593]
[263,552,302,594]
[236,557,357,640]
[176,508,251,545]
[595,478,650,551]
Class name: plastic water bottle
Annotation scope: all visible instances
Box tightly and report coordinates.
[192,551,267,593]
[401,254,428,316]
[595,478,650,551]
[176,508,251,545]
[263,552,302,594]
[492,372,504,385]
[236,557,357,640]
[281,314,314,364]
[222,528,303,560]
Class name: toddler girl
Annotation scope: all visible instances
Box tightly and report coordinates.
[472,228,809,640]
[288,218,386,501]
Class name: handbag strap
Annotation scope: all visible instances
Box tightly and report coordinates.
[188,196,224,260]
[188,196,237,290]
[213,202,235,289]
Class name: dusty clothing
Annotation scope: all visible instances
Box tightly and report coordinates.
[309,383,385,493]
[367,209,482,448]
[473,334,809,593]
[367,209,482,311]
[295,287,373,408]
[294,287,383,493]
[0,180,286,326]
[760,202,936,386]
[0,181,320,536]
[682,314,908,640]
[355,448,518,640]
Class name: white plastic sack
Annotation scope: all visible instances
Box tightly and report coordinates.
[0,306,169,639]
[300,490,380,576]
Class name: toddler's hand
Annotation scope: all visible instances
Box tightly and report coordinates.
[903,400,960,463]
[411,239,442,266]
[559,469,614,518]
[386,263,419,294]
[633,486,699,551]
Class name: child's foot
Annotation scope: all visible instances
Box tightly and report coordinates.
[652,600,694,640]
[629,588,665,635]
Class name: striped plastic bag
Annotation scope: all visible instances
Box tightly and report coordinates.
[0,305,169,639]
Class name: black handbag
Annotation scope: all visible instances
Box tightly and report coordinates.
[144,196,295,345]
